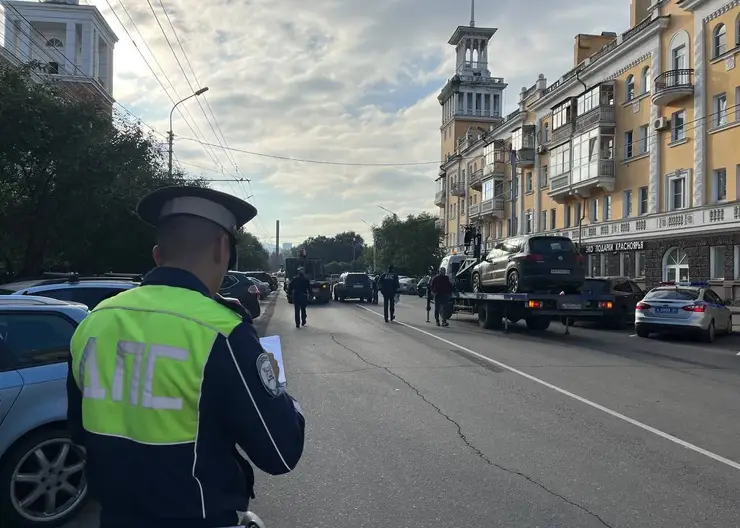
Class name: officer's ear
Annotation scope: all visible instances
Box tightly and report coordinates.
[213,233,230,266]
[153,245,163,266]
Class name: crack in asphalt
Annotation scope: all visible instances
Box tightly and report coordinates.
[329,332,614,528]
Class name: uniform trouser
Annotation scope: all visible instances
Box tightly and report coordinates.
[382,294,395,320]
[294,301,307,326]
[434,294,451,322]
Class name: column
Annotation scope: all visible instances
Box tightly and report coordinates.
[472,90,476,115]
[648,43,661,214]
[64,22,76,74]
[80,22,92,75]
[692,23,706,207]
[518,170,524,234]
[462,91,467,115]
[107,45,114,91]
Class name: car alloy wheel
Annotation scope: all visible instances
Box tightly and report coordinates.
[10,437,87,524]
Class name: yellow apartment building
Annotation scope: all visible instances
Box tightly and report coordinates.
[435,0,740,294]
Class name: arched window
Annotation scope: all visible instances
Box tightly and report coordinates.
[641,66,650,94]
[662,247,689,282]
[713,23,726,57]
[45,38,63,48]
[625,75,635,101]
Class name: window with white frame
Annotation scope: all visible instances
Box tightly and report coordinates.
[550,208,556,230]
[625,75,635,101]
[667,173,686,210]
[603,195,612,221]
[640,66,650,94]
[713,93,727,127]
[550,142,570,177]
[713,23,727,57]
[663,247,689,282]
[623,190,633,217]
[638,125,649,154]
[590,198,599,222]
[541,210,548,231]
[572,129,599,183]
[511,128,522,151]
[552,100,572,130]
[636,250,645,278]
[482,179,494,201]
[540,165,548,187]
[624,130,634,159]
[525,212,532,234]
[638,186,648,215]
[526,171,533,193]
[710,246,725,279]
[713,168,727,202]
[671,110,686,141]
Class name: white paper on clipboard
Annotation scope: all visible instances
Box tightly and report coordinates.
[259,335,286,385]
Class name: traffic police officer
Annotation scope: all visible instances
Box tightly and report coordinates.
[66,186,305,528]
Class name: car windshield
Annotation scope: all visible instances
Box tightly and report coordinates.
[528,237,577,254]
[645,289,700,301]
[582,279,610,293]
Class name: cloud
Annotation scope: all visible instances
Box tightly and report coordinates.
[90,0,629,245]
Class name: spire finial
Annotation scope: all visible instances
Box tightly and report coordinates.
[470,0,475,26]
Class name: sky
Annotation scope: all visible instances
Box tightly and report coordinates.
[87,0,630,247]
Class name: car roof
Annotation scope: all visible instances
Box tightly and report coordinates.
[1,274,141,291]
[0,295,88,307]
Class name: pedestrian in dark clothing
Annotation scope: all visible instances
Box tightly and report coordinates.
[429,267,454,326]
[288,268,311,328]
[378,265,400,322]
[371,275,379,304]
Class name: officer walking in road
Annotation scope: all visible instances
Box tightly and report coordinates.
[379,264,400,322]
[429,266,453,326]
[66,186,305,528]
[288,267,311,328]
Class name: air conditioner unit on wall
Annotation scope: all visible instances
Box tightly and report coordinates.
[537,145,547,154]
[653,117,670,131]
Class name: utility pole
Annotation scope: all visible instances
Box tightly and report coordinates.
[275,220,280,270]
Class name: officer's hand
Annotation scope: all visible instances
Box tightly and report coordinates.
[267,352,280,380]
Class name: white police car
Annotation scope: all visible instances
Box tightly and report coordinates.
[634,281,733,342]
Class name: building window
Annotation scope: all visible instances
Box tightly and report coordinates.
[671,42,688,71]
[482,179,494,201]
[526,171,533,193]
[525,212,533,234]
[638,125,649,154]
[460,200,465,215]
[624,130,634,159]
[671,110,686,141]
[713,168,727,202]
[625,75,635,101]
[638,186,648,215]
[552,100,572,130]
[603,195,612,221]
[565,205,572,228]
[574,203,582,226]
[541,210,548,231]
[45,37,64,48]
[620,252,634,278]
[713,93,727,127]
[713,23,727,57]
[543,123,549,143]
[640,66,650,94]
[572,129,599,183]
[623,190,633,217]
[590,198,599,222]
[550,142,570,177]
[540,165,548,187]
[710,246,725,280]
[550,208,556,230]
[635,250,646,278]
[663,247,689,282]
[511,129,522,151]
[668,174,686,210]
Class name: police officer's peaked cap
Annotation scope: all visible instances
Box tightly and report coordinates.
[137,186,257,236]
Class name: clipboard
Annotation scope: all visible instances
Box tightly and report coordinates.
[259,335,286,385]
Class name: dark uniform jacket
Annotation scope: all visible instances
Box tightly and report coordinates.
[66,267,305,528]
[287,274,311,304]
[378,272,400,296]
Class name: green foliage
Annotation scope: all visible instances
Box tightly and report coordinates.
[235,230,270,270]
[324,260,367,275]
[373,213,444,277]
[0,65,205,279]
[293,231,364,263]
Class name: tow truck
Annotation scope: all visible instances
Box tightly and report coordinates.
[284,249,332,304]
[439,225,612,334]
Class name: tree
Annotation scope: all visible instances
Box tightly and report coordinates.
[235,230,269,270]
[294,231,364,263]
[0,64,204,278]
[373,213,444,277]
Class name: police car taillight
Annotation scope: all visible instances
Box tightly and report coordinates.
[681,304,706,312]
[636,302,650,310]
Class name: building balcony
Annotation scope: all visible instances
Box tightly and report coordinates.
[479,197,505,218]
[469,169,484,190]
[547,160,616,202]
[434,190,446,206]
[469,203,480,218]
[516,148,535,166]
[574,105,616,135]
[450,182,466,197]
[456,60,487,74]
[550,122,574,147]
[652,69,694,106]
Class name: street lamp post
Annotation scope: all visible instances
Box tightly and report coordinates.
[361,219,377,272]
[168,87,209,177]
[377,205,398,218]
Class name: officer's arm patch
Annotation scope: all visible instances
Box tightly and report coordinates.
[256,352,279,397]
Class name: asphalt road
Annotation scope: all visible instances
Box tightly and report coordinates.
[68,291,740,527]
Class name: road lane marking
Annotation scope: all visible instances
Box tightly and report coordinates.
[355,303,740,472]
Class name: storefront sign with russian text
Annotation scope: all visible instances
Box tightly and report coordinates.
[584,240,645,253]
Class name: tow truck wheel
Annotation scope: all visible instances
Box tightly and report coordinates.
[506,270,520,293]
[478,303,503,330]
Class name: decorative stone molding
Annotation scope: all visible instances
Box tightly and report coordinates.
[693,23,706,207]
[605,53,651,81]
[704,0,740,22]
[648,47,661,214]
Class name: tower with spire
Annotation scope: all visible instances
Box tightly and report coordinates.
[438,0,507,162]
